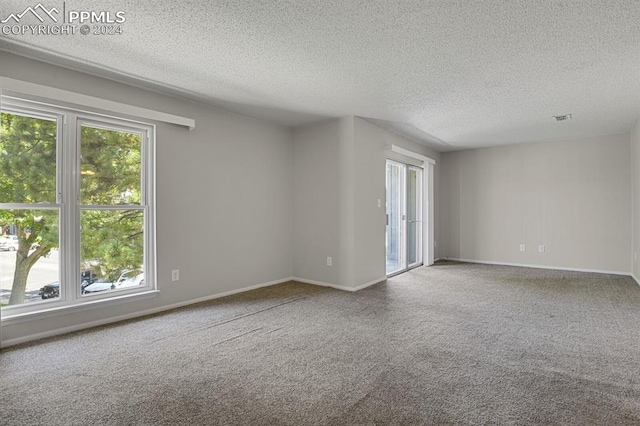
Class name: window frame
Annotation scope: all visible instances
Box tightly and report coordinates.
[0,95,157,321]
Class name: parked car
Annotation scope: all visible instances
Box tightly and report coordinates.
[81,279,111,294]
[80,270,99,291]
[39,272,103,299]
[0,235,19,251]
[39,282,59,299]
[82,269,144,294]
[116,269,145,287]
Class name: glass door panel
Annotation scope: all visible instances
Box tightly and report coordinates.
[386,160,423,277]
[386,160,406,275]
[407,166,423,268]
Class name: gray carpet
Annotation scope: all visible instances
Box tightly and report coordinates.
[2,261,640,425]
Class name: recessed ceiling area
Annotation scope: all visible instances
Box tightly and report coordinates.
[1,0,639,151]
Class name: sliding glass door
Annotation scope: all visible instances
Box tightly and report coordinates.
[407,166,423,269]
[386,161,405,275]
[386,160,423,276]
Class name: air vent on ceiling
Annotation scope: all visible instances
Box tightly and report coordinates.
[553,114,572,122]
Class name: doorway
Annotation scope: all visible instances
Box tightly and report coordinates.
[386,160,423,276]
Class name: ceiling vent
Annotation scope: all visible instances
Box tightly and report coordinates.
[553,114,572,122]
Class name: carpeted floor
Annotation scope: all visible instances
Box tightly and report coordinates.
[1,261,640,425]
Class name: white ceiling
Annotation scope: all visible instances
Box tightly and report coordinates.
[1,0,639,151]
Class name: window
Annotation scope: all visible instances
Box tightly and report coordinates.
[0,96,155,318]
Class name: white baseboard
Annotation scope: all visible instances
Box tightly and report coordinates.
[292,276,386,292]
[446,258,631,276]
[632,273,640,287]
[353,276,387,291]
[1,277,292,349]
[293,277,354,291]
[2,274,391,348]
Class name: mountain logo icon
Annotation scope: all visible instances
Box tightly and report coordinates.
[1,3,59,24]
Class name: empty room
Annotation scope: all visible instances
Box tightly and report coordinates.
[1,1,639,425]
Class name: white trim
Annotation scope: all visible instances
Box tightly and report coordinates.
[0,277,291,348]
[353,276,387,291]
[0,77,195,130]
[389,145,435,266]
[293,277,353,291]
[1,290,160,326]
[409,165,424,268]
[446,258,631,276]
[293,276,386,292]
[385,146,435,267]
[426,162,435,266]
[632,273,640,287]
[0,100,158,318]
[390,144,436,165]
[2,274,390,347]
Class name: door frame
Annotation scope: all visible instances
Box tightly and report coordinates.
[386,144,435,269]
[386,159,407,276]
[406,165,423,270]
[385,160,423,277]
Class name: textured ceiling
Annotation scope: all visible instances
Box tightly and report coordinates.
[1,0,639,151]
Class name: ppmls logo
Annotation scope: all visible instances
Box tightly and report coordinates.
[1,3,59,23]
[1,2,126,36]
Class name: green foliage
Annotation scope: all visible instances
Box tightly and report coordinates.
[15,209,59,251]
[80,126,144,281]
[81,209,143,282]
[0,112,58,254]
[81,126,141,205]
[0,113,56,203]
[1,112,145,304]
[0,112,57,204]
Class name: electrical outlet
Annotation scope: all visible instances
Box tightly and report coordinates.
[326,257,332,267]
[171,269,180,281]
[538,245,545,253]
[519,244,525,252]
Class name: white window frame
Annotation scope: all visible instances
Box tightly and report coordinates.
[0,95,157,321]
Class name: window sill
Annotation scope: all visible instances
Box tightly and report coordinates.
[0,290,160,325]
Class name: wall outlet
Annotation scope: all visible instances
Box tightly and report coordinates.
[538,245,545,253]
[519,244,526,252]
[171,269,180,281]
[326,257,332,267]
[377,198,382,208]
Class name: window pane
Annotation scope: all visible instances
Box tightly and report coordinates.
[386,161,405,275]
[407,167,422,267]
[80,209,144,295]
[81,125,142,205]
[0,112,57,204]
[0,209,60,306]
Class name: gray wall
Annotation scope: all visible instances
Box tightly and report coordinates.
[632,119,640,280]
[0,52,294,344]
[352,118,442,283]
[0,53,441,343]
[440,134,632,273]
[4,49,632,345]
[291,116,441,289]
[292,120,341,285]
